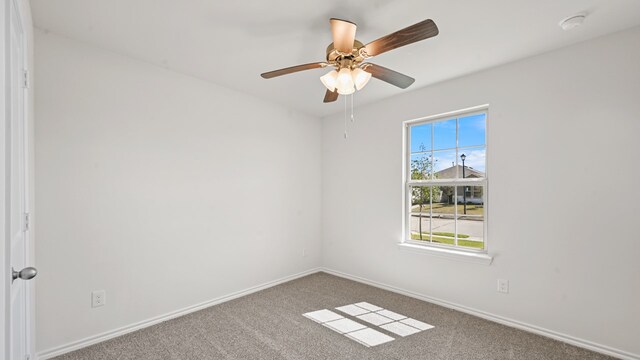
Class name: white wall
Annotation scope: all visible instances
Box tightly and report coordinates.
[322,27,640,357]
[34,31,322,353]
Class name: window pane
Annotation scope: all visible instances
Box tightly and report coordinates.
[433,150,457,179]
[458,113,486,148]
[457,185,484,250]
[433,119,456,150]
[406,110,488,252]
[410,153,433,180]
[410,123,432,153]
[410,186,431,242]
[459,147,486,176]
[431,186,456,247]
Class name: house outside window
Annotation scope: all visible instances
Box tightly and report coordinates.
[404,106,487,252]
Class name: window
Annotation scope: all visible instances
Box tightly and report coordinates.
[404,107,487,252]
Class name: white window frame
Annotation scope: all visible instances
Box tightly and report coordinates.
[401,105,491,264]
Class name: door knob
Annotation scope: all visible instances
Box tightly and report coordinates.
[12,267,37,282]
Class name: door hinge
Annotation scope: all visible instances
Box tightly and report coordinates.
[23,69,29,89]
[24,212,30,232]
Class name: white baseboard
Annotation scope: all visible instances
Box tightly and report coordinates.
[36,267,322,360]
[320,267,638,360]
[37,266,638,360]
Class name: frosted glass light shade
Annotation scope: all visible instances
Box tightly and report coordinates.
[337,85,355,95]
[320,70,338,91]
[351,68,372,91]
[336,68,355,95]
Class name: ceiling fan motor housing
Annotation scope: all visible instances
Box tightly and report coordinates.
[326,40,366,69]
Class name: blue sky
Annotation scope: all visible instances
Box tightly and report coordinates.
[410,113,486,172]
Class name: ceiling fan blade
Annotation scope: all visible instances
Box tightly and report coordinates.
[362,63,415,89]
[261,62,327,79]
[323,89,339,103]
[330,18,357,54]
[364,19,438,57]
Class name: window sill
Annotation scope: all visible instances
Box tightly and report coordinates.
[397,242,493,265]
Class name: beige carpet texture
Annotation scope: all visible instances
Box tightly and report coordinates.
[52,272,614,359]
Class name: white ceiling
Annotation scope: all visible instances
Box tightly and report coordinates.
[30,0,640,117]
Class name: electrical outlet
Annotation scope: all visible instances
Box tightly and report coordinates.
[302,248,307,257]
[92,290,106,308]
[497,279,509,294]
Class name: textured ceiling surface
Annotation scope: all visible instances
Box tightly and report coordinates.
[30,0,640,117]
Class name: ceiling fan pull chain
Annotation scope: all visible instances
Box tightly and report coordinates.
[344,95,348,139]
[350,94,355,123]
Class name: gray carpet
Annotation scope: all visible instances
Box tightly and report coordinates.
[53,272,614,359]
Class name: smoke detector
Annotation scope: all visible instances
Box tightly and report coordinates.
[559,14,587,31]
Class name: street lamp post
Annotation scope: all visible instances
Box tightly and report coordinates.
[460,154,467,215]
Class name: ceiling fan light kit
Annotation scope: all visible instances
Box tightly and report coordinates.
[335,67,356,94]
[351,68,372,91]
[320,70,338,92]
[261,17,439,103]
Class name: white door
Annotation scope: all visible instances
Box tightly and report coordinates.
[8,1,35,359]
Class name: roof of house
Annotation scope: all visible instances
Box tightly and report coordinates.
[434,165,485,178]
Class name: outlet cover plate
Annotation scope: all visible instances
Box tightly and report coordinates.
[92,290,106,307]
[497,279,509,294]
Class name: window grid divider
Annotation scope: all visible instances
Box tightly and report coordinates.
[429,186,433,243]
[455,117,459,247]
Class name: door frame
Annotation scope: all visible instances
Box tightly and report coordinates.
[2,0,34,358]
[2,1,10,356]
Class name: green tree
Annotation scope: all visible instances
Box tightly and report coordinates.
[410,144,441,240]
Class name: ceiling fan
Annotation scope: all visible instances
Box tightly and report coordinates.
[260,18,439,103]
